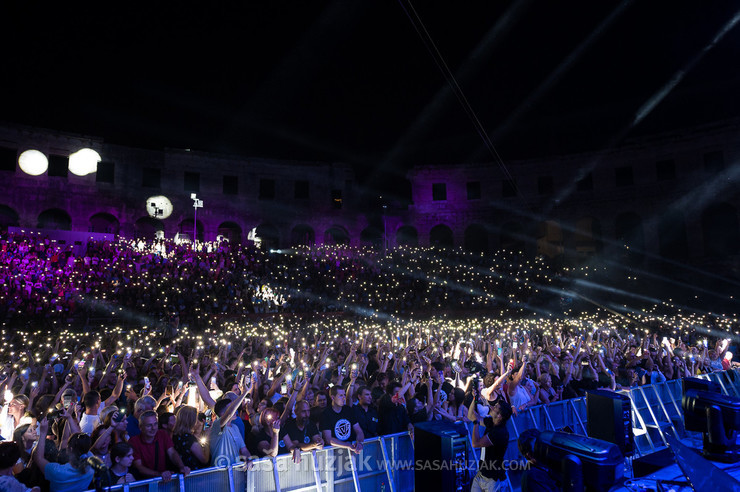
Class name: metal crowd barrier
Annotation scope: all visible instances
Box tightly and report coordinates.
[86,431,413,492]
[87,368,740,492]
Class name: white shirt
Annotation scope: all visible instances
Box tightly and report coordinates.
[0,404,16,440]
[79,402,105,435]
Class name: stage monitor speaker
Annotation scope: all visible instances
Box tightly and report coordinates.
[682,376,721,396]
[632,448,674,477]
[587,389,634,457]
[414,420,470,492]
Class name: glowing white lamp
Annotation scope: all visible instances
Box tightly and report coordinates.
[18,149,48,175]
[68,148,101,176]
[146,195,173,219]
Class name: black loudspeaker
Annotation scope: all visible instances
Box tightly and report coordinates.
[414,421,470,492]
[587,389,634,457]
[682,377,721,396]
[631,448,674,477]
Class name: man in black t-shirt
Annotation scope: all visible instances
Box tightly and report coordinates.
[468,398,513,491]
[320,387,364,454]
[377,382,413,436]
[283,400,324,463]
[353,386,379,438]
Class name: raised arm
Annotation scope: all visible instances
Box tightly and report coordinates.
[190,366,217,409]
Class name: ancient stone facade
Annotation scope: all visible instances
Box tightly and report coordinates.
[0,124,365,248]
[402,121,740,264]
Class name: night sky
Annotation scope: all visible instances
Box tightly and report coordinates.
[3,1,740,192]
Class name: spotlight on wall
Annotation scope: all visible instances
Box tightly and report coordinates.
[68,148,101,176]
[18,149,49,176]
[146,196,173,219]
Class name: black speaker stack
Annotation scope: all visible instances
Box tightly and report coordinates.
[414,420,471,492]
[586,389,634,457]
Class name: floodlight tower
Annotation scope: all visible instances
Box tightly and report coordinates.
[191,193,203,244]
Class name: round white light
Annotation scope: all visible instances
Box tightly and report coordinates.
[146,196,173,219]
[18,149,49,176]
[68,148,101,176]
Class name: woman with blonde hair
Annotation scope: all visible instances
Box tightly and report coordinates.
[172,406,208,470]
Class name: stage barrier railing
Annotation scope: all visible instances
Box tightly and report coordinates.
[86,431,413,492]
[86,368,740,491]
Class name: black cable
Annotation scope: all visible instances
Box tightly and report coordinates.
[396,0,528,206]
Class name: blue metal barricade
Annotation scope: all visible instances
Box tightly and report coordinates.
[87,369,740,492]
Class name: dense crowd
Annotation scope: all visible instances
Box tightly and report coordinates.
[0,232,737,491]
[0,233,554,328]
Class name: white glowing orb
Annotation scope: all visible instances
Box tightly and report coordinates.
[68,148,101,176]
[146,195,173,219]
[18,149,49,176]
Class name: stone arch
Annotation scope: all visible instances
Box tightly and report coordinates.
[536,220,563,258]
[37,208,71,230]
[702,202,740,258]
[500,221,525,253]
[217,221,243,243]
[134,217,164,239]
[89,212,120,234]
[615,212,645,263]
[360,226,382,247]
[0,205,20,229]
[658,211,689,260]
[464,224,488,253]
[324,225,350,245]
[574,217,603,256]
[290,224,315,246]
[255,223,280,250]
[178,219,205,242]
[396,226,418,247]
[429,224,453,248]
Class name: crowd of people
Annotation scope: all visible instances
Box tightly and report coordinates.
[0,233,554,329]
[0,232,737,491]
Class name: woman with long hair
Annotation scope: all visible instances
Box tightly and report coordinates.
[34,418,94,492]
[172,406,208,470]
[100,408,128,444]
[89,424,113,468]
[12,420,37,471]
